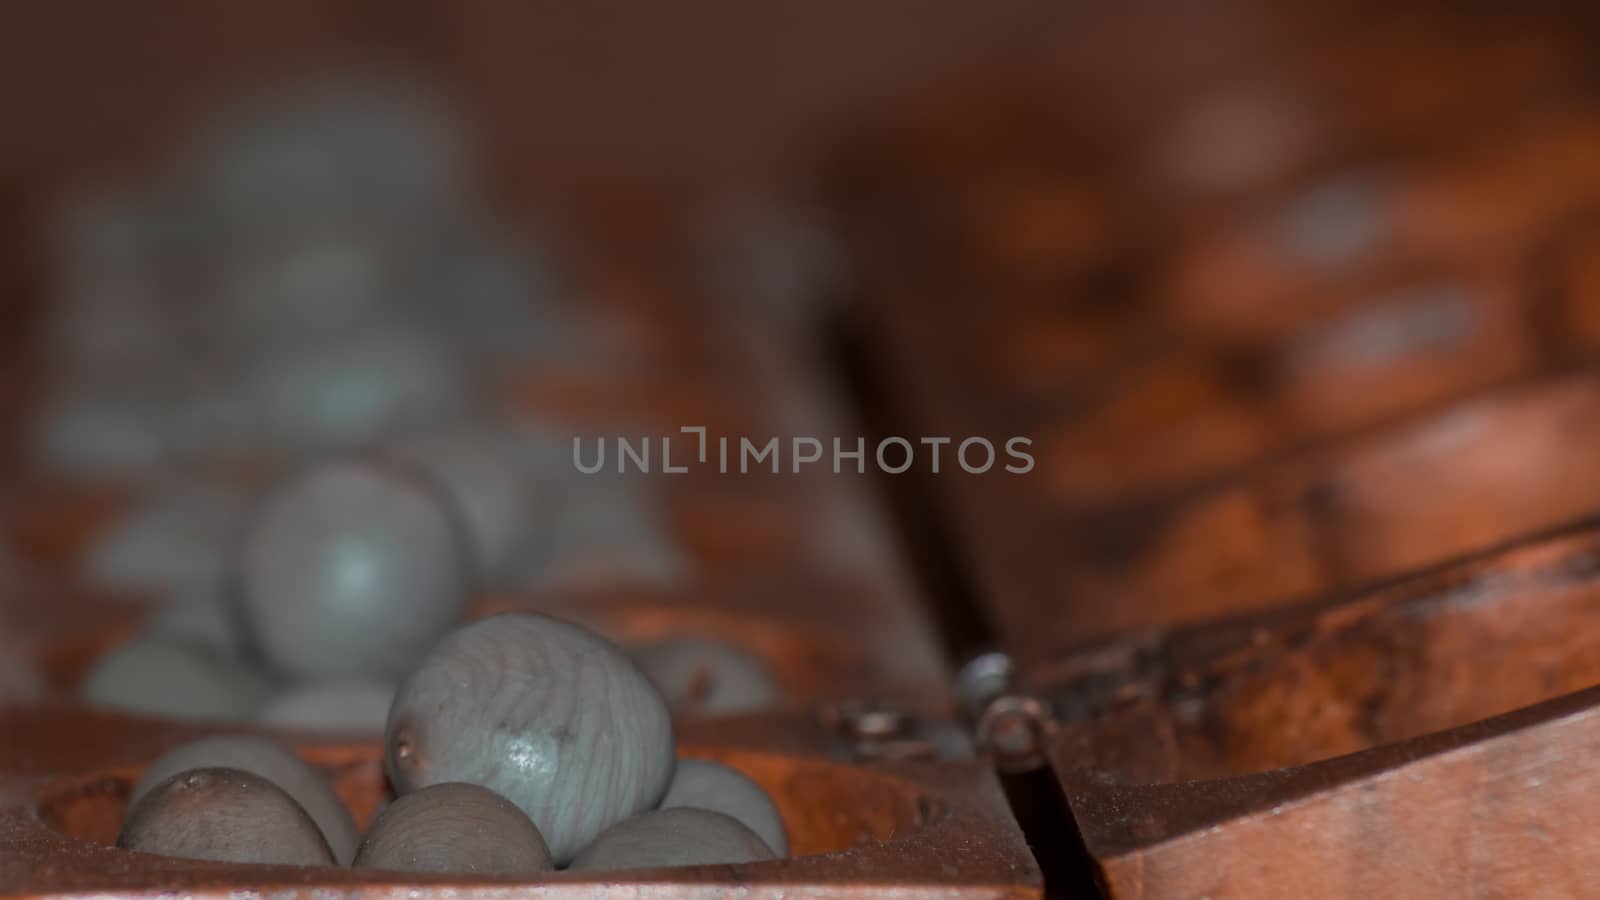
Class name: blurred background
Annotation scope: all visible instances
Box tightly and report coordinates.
[4,0,1600,803]
[0,1,1064,223]
[1,0,1083,726]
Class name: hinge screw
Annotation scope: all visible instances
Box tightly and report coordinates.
[976,694,1052,774]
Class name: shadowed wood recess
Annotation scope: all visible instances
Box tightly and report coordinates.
[0,709,1036,898]
[829,2,1600,897]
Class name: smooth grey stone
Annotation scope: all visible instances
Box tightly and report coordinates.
[659,759,787,856]
[630,637,780,716]
[210,227,399,354]
[383,426,545,578]
[432,231,580,369]
[233,459,472,682]
[143,589,244,657]
[176,69,474,245]
[32,380,173,477]
[131,734,359,864]
[80,637,269,722]
[568,808,775,871]
[355,782,553,875]
[258,680,394,736]
[120,767,335,867]
[82,479,244,597]
[507,473,689,590]
[242,324,477,452]
[386,613,675,865]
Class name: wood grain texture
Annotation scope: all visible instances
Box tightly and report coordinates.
[1072,689,1600,900]
[568,807,775,872]
[854,281,1600,663]
[131,735,360,864]
[831,14,1600,895]
[386,613,676,864]
[660,758,788,856]
[1038,523,1600,898]
[0,715,1040,897]
[355,781,553,875]
[118,766,335,867]
[833,6,1600,671]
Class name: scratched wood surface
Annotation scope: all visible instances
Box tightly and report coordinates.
[1042,523,1600,898]
[832,3,1600,898]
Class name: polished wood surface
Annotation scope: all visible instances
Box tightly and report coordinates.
[831,4,1600,897]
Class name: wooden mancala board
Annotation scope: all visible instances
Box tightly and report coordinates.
[828,4,1600,896]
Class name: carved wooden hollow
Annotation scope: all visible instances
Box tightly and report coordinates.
[1,713,1033,898]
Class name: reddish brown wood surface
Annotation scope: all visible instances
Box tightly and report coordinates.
[838,45,1600,665]
[831,8,1600,898]
[0,707,1037,898]
[11,2,1600,897]
[1040,524,1600,898]
[1069,688,1600,899]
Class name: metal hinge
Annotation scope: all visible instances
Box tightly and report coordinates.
[817,650,1055,774]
